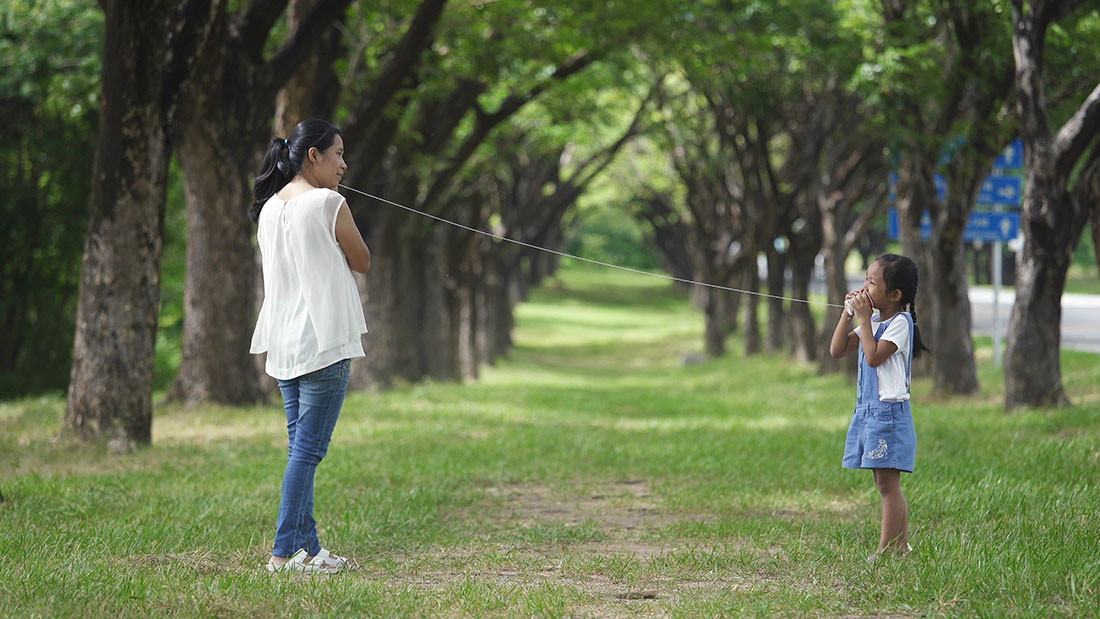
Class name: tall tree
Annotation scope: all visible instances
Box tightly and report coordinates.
[1004,0,1100,408]
[171,0,357,407]
[652,81,755,358]
[63,0,217,449]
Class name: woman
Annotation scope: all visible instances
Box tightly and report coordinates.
[250,118,370,573]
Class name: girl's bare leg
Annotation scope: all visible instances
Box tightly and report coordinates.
[873,468,909,553]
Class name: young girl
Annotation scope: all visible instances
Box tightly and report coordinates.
[250,118,371,573]
[829,254,928,560]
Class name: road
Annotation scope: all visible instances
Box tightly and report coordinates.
[969,287,1100,354]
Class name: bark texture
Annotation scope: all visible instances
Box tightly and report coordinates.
[64,0,216,448]
[172,0,354,405]
[1005,0,1100,408]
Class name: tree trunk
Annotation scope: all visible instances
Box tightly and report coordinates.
[172,0,353,405]
[171,30,269,406]
[928,208,979,394]
[63,0,213,448]
[725,281,742,336]
[65,101,167,449]
[1003,141,1080,408]
[788,239,818,363]
[463,249,485,379]
[421,227,454,381]
[818,226,858,378]
[1004,227,1071,407]
[702,286,728,358]
[483,251,515,363]
[817,228,847,374]
[764,246,786,354]
[351,220,397,390]
[744,267,761,355]
[173,121,265,406]
[894,160,935,377]
[455,268,480,381]
[1005,4,1100,409]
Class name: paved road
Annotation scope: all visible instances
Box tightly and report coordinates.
[969,288,1100,354]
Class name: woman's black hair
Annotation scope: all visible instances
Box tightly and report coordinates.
[877,253,931,359]
[250,118,342,222]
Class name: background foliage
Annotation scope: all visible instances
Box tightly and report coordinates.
[0,0,102,397]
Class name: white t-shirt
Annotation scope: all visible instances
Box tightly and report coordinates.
[860,313,912,402]
[250,188,367,380]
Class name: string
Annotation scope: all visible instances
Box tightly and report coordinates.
[338,183,844,309]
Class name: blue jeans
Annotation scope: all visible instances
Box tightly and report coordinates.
[272,359,351,558]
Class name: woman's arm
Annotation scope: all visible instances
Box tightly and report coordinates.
[334,201,371,273]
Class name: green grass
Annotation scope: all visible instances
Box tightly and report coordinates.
[3,263,1099,616]
[1065,269,1100,296]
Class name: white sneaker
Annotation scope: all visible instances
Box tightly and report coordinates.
[265,548,340,574]
[310,548,357,571]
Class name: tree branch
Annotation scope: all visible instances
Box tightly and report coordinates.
[261,0,356,97]
[565,84,655,190]
[343,0,449,142]
[1053,82,1100,178]
[162,0,221,130]
[1071,141,1100,273]
[238,0,290,58]
[420,50,596,212]
[483,50,595,125]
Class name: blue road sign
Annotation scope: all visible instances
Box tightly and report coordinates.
[887,208,931,240]
[977,175,1022,206]
[994,139,1024,170]
[889,171,1020,206]
[887,209,1020,243]
[964,211,1020,242]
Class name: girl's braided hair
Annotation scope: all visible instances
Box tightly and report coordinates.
[877,253,930,359]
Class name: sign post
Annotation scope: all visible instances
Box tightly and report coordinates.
[991,206,1004,365]
[988,138,1023,366]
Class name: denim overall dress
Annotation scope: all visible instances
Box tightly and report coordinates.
[842,312,917,473]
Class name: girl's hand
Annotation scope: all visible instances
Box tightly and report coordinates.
[850,290,873,322]
[843,289,863,318]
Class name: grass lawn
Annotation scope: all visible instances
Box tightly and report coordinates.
[2,264,1099,616]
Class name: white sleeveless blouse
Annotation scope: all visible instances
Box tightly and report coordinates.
[250,188,367,380]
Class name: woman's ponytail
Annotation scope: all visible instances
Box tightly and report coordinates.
[250,138,292,222]
[250,119,342,222]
